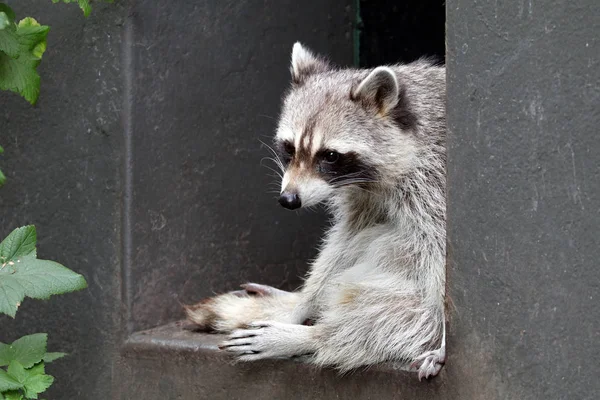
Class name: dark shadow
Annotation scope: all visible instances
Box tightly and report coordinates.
[359,0,446,66]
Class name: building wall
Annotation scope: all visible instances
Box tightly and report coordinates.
[446,0,600,398]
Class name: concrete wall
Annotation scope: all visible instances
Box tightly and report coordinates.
[126,0,352,333]
[0,1,125,397]
[1,0,353,398]
[446,0,600,398]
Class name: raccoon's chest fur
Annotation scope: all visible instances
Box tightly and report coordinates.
[312,221,402,298]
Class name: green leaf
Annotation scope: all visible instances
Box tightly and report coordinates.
[0,12,12,30]
[0,334,47,368]
[78,0,92,17]
[0,4,15,22]
[0,256,88,317]
[16,19,49,60]
[0,22,19,58]
[26,362,44,376]
[0,225,87,317]
[0,50,40,104]
[11,335,46,369]
[0,369,23,392]
[51,0,92,17]
[23,374,53,399]
[2,392,24,400]
[0,226,37,263]
[7,361,28,384]
[5,361,53,399]
[42,353,65,363]
[0,17,49,104]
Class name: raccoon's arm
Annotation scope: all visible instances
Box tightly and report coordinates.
[291,222,391,323]
[220,273,445,378]
[290,226,355,324]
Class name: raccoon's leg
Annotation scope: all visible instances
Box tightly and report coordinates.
[220,279,445,376]
[185,283,300,332]
[410,320,446,380]
[289,237,352,324]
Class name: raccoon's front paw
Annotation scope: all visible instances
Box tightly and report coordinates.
[218,321,286,361]
[410,345,446,380]
[218,321,312,361]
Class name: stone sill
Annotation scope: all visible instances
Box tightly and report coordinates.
[117,321,446,399]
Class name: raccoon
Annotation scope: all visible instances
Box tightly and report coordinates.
[185,43,447,380]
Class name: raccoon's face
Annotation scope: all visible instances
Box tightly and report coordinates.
[273,43,418,210]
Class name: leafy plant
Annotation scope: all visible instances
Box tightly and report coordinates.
[0,226,87,318]
[1,1,106,395]
[0,5,49,106]
[0,0,113,185]
[0,334,65,400]
[0,226,87,398]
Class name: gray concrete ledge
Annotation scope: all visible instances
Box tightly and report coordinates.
[116,321,447,399]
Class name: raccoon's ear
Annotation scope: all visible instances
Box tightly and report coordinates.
[290,42,330,85]
[351,67,399,115]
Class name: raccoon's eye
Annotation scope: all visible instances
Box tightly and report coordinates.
[284,142,296,157]
[324,151,340,163]
[275,141,295,164]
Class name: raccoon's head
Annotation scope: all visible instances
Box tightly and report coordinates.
[273,43,418,210]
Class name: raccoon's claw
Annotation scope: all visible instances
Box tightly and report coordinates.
[411,345,446,381]
[239,283,273,296]
[229,283,277,298]
[240,283,295,298]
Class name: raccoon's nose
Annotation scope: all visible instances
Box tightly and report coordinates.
[279,192,301,210]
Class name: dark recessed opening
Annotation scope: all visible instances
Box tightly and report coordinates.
[358,0,446,67]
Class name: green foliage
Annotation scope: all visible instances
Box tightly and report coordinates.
[0,0,113,186]
[51,0,92,17]
[0,227,81,398]
[51,0,115,18]
[0,6,49,105]
[1,1,103,397]
[0,334,63,399]
[0,226,88,318]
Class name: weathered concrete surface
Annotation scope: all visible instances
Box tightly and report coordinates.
[1,0,356,398]
[0,1,126,398]
[116,322,446,400]
[446,0,600,399]
[127,0,354,333]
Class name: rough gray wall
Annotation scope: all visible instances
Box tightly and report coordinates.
[446,0,600,399]
[127,0,353,333]
[0,1,125,398]
[0,0,354,398]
